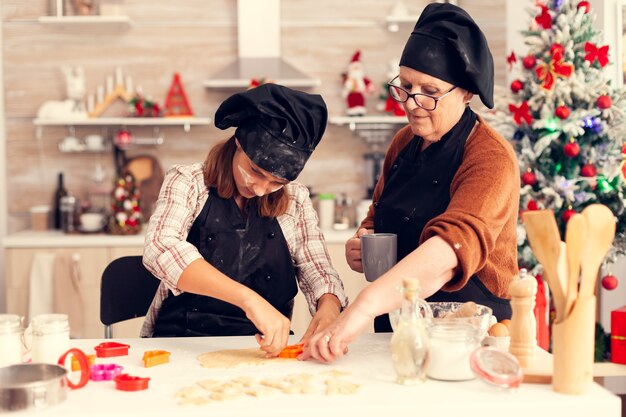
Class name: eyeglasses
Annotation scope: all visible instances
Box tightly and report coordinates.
[387,75,457,111]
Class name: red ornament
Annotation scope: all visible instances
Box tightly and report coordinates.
[550,43,564,58]
[597,94,612,109]
[563,141,580,158]
[622,143,626,155]
[555,105,570,119]
[510,79,524,93]
[535,5,552,29]
[577,1,591,13]
[522,55,537,69]
[602,274,618,290]
[521,170,537,186]
[527,200,538,211]
[584,42,609,67]
[507,51,517,71]
[562,208,576,223]
[581,163,597,177]
[509,101,533,126]
[114,129,133,149]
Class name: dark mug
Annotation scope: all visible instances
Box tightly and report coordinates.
[361,233,397,282]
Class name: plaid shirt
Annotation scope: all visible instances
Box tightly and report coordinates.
[140,163,347,337]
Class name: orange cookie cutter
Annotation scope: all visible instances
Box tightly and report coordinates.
[143,350,170,368]
[72,354,96,371]
[278,343,304,358]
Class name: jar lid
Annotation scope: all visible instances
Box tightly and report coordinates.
[30,205,51,214]
[470,346,523,390]
[31,314,70,334]
[0,314,22,334]
[318,193,335,200]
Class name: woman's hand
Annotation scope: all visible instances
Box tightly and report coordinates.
[241,296,291,358]
[299,301,374,363]
[300,294,341,344]
[345,228,373,273]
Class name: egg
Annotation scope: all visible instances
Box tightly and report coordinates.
[488,322,509,337]
[500,319,511,330]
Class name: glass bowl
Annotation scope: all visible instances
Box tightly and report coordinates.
[390,301,493,340]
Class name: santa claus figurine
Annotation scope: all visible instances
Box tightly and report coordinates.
[342,50,375,116]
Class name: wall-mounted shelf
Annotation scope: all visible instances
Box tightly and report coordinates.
[34,117,211,139]
[385,15,420,32]
[38,15,132,28]
[329,115,407,131]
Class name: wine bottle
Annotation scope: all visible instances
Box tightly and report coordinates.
[53,172,68,229]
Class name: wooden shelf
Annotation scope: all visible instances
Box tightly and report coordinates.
[329,115,407,131]
[385,15,419,32]
[38,15,132,28]
[34,117,211,127]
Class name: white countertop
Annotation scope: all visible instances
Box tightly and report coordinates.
[9,333,621,417]
[2,228,356,248]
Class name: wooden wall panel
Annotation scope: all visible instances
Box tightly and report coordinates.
[2,0,508,233]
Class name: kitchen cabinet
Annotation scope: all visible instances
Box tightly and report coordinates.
[3,230,362,339]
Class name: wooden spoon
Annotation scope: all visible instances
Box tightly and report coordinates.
[580,205,615,297]
[564,214,587,318]
[522,210,566,322]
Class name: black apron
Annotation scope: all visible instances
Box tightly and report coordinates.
[152,188,297,337]
[373,108,511,332]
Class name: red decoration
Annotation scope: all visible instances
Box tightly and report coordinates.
[535,45,574,90]
[521,170,537,186]
[611,306,626,364]
[562,208,576,223]
[533,273,550,351]
[555,105,570,119]
[597,94,612,109]
[563,141,580,158]
[577,1,591,13]
[510,80,524,93]
[527,200,538,211]
[584,42,609,67]
[507,51,517,71]
[509,101,533,126]
[522,55,537,70]
[581,163,597,177]
[602,274,618,290]
[164,73,193,117]
[622,143,626,155]
[114,128,133,149]
[535,5,552,29]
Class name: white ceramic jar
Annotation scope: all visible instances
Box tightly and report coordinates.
[30,314,70,365]
[0,314,24,367]
[317,193,335,230]
[426,322,480,381]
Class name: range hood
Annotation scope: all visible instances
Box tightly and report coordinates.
[204,0,320,89]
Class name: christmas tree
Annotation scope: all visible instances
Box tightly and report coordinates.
[485,0,626,288]
[108,173,142,235]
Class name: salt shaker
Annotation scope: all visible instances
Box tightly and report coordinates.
[30,313,70,364]
[390,277,431,384]
[0,314,24,366]
[508,269,537,368]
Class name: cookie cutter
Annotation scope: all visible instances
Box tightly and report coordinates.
[90,363,124,381]
[57,348,91,389]
[72,354,95,372]
[114,374,150,391]
[143,350,170,368]
[94,342,130,358]
[278,343,304,358]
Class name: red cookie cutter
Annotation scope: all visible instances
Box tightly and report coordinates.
[58,348,91,389]
[94,342,130,358]
[114,374,150,391]
[143,350,170,368]
[91,363,124,381]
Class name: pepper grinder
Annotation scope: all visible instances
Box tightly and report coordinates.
[508,269,537,368]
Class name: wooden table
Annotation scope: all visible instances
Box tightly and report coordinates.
[19,333,622,417]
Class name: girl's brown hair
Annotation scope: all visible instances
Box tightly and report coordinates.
[203,136,290,217]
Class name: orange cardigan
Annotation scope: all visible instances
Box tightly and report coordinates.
[361,115,520,299]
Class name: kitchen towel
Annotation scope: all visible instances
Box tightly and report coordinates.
[28,252,56,322]
[54,253,85,338]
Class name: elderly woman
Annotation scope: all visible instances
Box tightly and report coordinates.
[142,84,347,357]
[302,3,519,362]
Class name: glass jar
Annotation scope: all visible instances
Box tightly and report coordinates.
[426,322,480,381]
[0,314,24,366]
[390,278,432,385]
[30,314,70,364]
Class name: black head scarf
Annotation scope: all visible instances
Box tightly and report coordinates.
[399,3,494,108]
[214,84,328,181]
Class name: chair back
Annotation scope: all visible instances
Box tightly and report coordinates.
[100,256,160,338]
